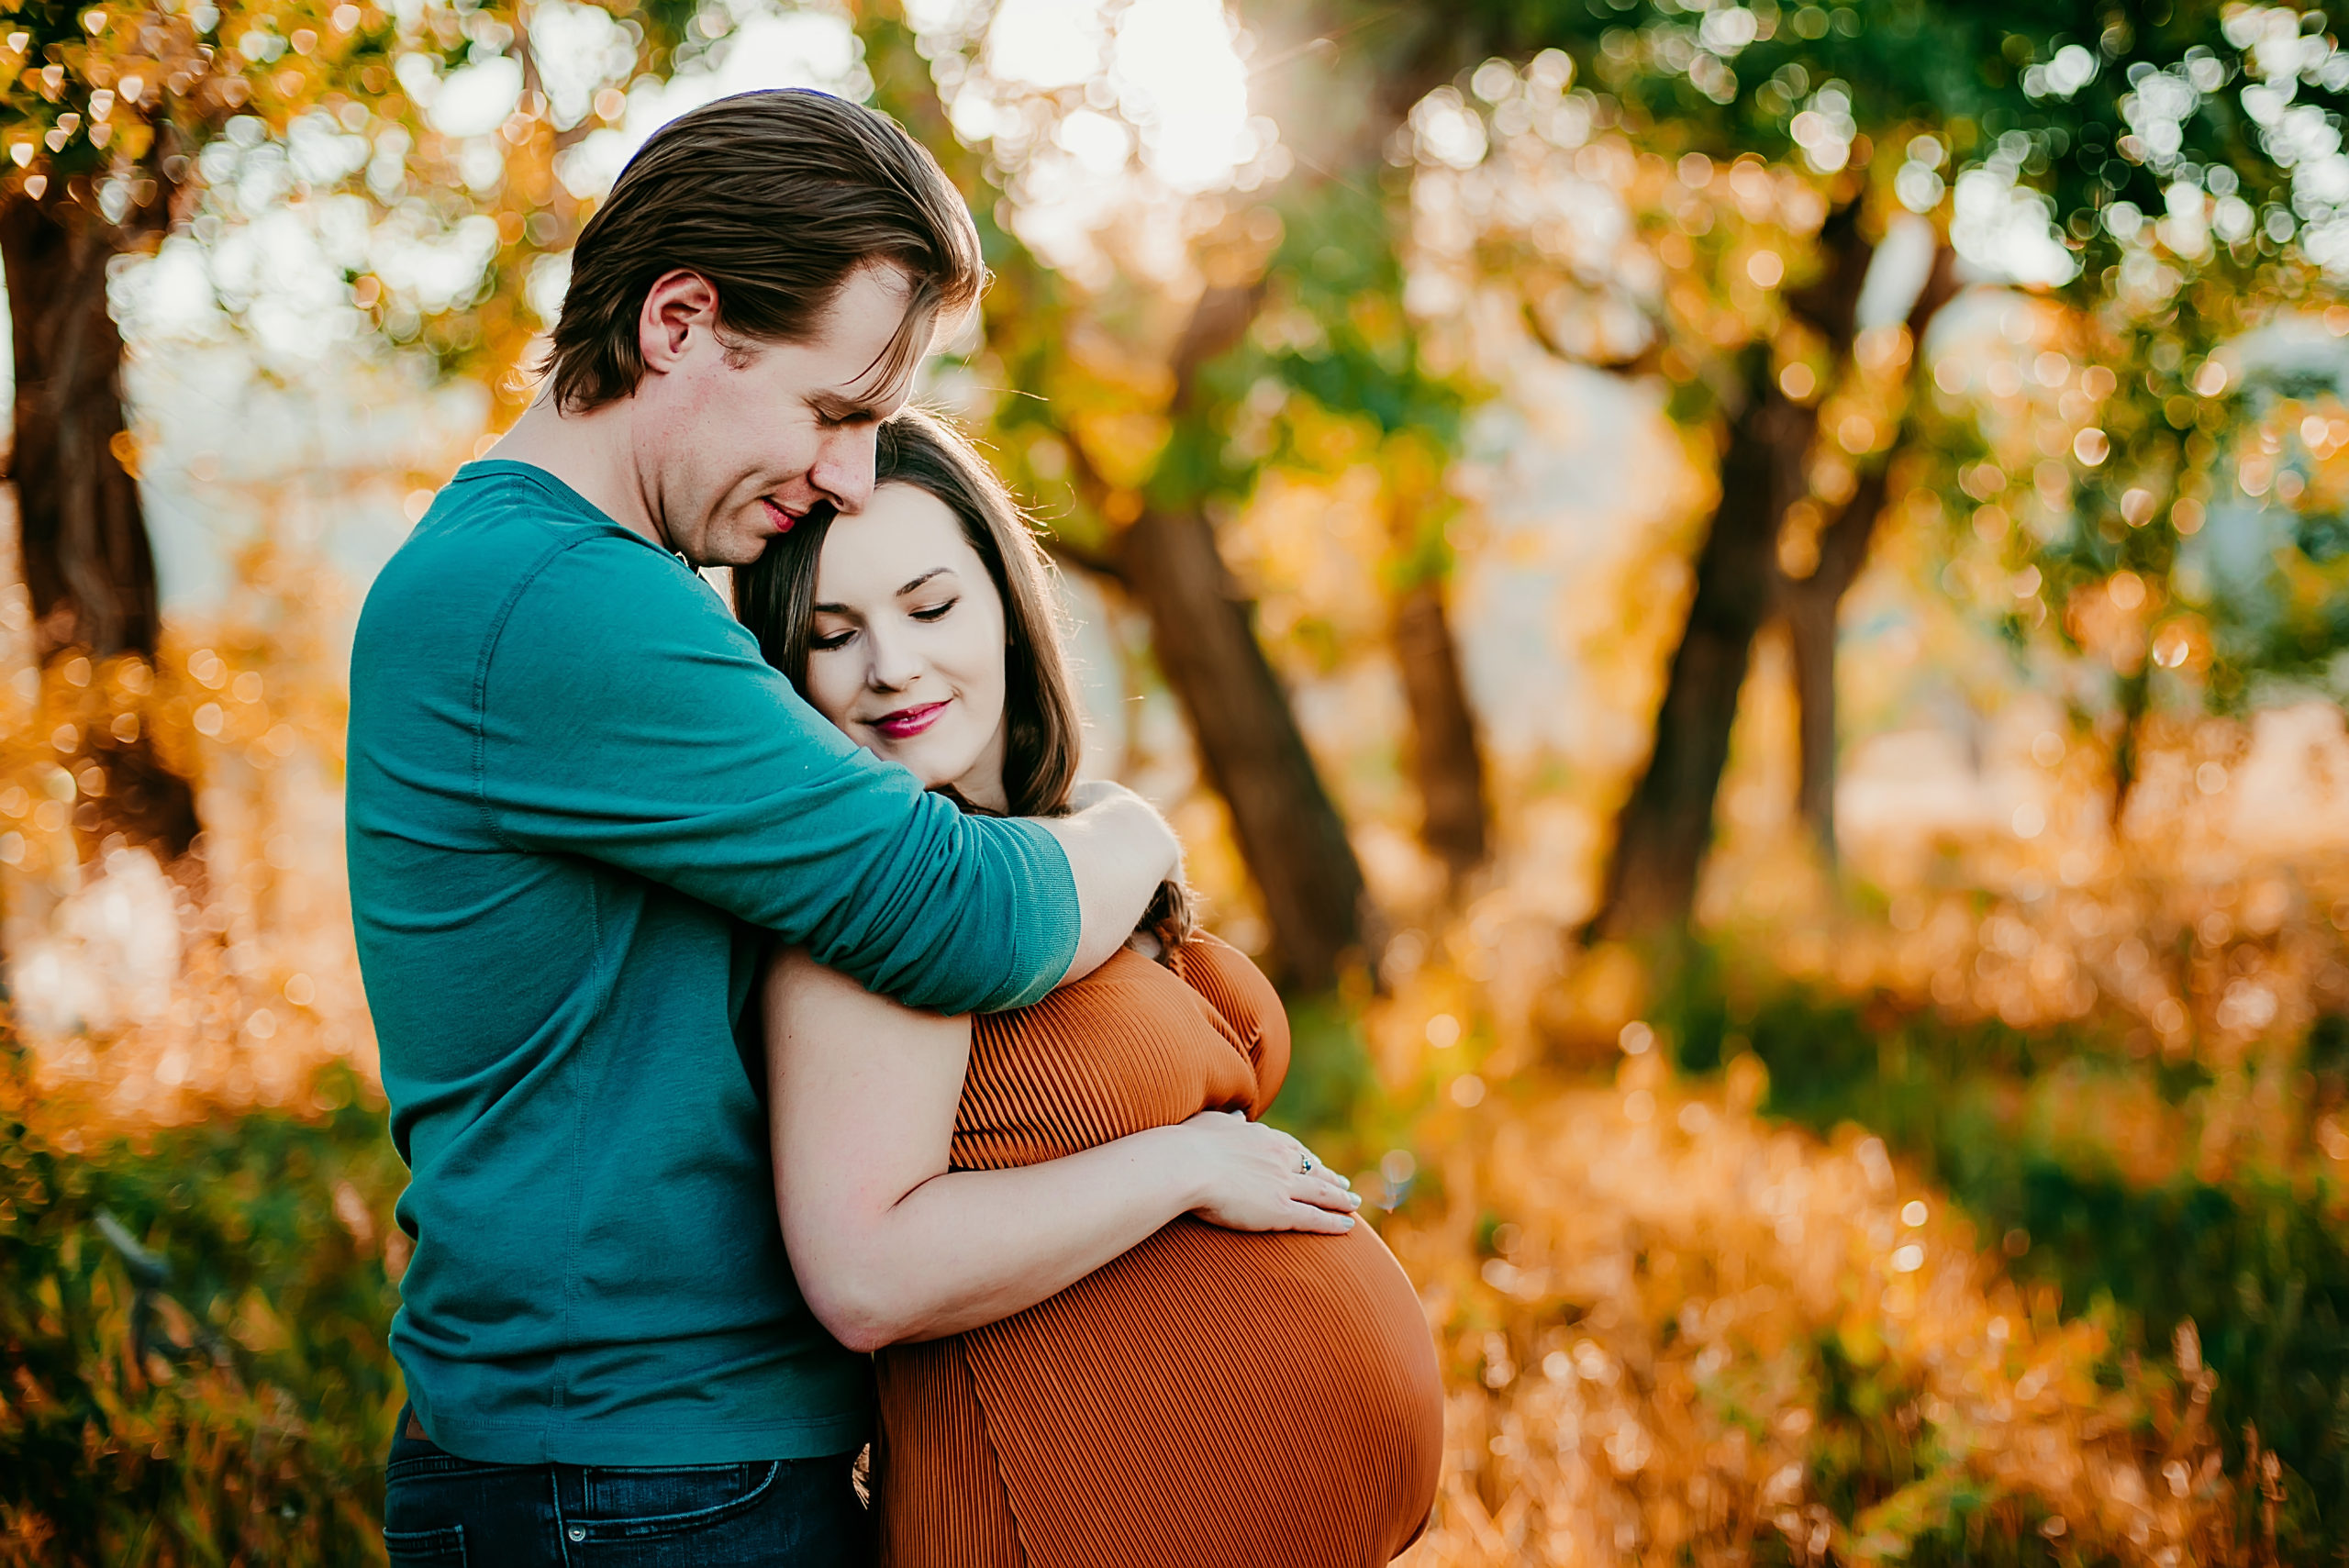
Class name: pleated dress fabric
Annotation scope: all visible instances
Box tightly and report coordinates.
[872,936,1444,1568]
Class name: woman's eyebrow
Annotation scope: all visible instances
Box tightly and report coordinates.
[812,569,957,617]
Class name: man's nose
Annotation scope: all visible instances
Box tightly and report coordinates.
[809,425,878,515]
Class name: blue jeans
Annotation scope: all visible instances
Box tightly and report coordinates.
[384,1408,868,1566]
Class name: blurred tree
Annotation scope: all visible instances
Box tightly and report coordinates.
[965,190,1388,992]
[1905,6,2349,828]
[2191,340,2349,731]
[1211,6,1498,895]
[1778,244,1955,847]
[0,0,691,863]
[1391,0,2347,937]
[877,0,1503,986]
[6,0,1487,984]
[1235,182,1491,884]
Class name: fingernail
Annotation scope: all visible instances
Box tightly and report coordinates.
[1341,1215,1356,1229]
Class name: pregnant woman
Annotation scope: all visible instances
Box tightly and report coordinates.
[735,409,1442,1567]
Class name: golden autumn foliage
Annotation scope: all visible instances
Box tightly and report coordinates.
[1387,1076,2240,1564]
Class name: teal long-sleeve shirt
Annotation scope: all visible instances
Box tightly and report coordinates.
[346,461,1080,1465]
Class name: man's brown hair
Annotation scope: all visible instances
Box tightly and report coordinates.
[546,89,985,412]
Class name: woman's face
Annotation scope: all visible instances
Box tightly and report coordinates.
[803,481,1011,811]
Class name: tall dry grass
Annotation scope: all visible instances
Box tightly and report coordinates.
[1384,1055,2245,1566]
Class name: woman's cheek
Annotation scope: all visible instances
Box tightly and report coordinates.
[805,659,856,734]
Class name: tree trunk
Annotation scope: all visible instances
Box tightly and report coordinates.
[1586,206,1876,942]
[1054,282,1379,993]
[1590,378,1805,940]
[0,193,197,859]
[1780,462,1892,854]
[1589,225,1955,936]
[1778,245,1958,858]
[1392,577,1487,880]
[3,197,155,658]
[1784,583,1839,851]
[1119,505,1371,992]
[2110,663,2150,831]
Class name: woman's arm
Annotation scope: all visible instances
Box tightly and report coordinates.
[766,947,1357,1354]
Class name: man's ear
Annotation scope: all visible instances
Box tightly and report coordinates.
[638,270,721,376]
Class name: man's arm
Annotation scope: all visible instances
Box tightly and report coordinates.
[1032,781,1179,985]
[477,538,1167,1012]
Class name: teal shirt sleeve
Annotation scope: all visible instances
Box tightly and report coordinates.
[476,532,1078,1014]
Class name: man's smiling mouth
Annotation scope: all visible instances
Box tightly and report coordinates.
[761,497,804,533]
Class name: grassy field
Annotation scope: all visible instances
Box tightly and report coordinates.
[8,944,2342,1565]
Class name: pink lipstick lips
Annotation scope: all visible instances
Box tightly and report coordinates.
[871,701,947,740]
[762,497,803,533]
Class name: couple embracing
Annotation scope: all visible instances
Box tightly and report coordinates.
[348,88,1442,1567]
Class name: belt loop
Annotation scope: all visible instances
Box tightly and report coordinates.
[551,1466,579,1562]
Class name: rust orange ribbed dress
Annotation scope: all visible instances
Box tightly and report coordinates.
[872,936,1443,1568]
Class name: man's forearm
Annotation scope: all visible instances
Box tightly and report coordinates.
[1034,786,1180,984]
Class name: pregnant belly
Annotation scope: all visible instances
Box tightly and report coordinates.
[877,1218,1442,1568]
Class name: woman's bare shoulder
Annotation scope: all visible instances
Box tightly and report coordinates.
[763,943,966,1031]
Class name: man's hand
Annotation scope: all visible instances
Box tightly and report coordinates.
[1066,777,1171,828]
[1065,777,1126,813]
[1067,778,1185,884]
[1031,782,1181,985]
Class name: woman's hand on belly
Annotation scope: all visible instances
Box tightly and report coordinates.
[1176,1110,1360,1234]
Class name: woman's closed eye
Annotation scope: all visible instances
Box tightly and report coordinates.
[810,599,953,651]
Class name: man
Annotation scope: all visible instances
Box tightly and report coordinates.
[348,89,1176,1562]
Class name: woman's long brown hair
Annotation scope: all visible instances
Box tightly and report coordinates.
[735,406,1194,951]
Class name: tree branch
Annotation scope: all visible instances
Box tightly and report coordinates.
[1783,197,1876,357]
[1042,532,1125,583]
[1018,396,1131,582]
[1519,295,1668,378]
[510,6,598,155]
[1023,278,1271,575]
[1168,281,1266,414]
[1802,242,1962,599]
